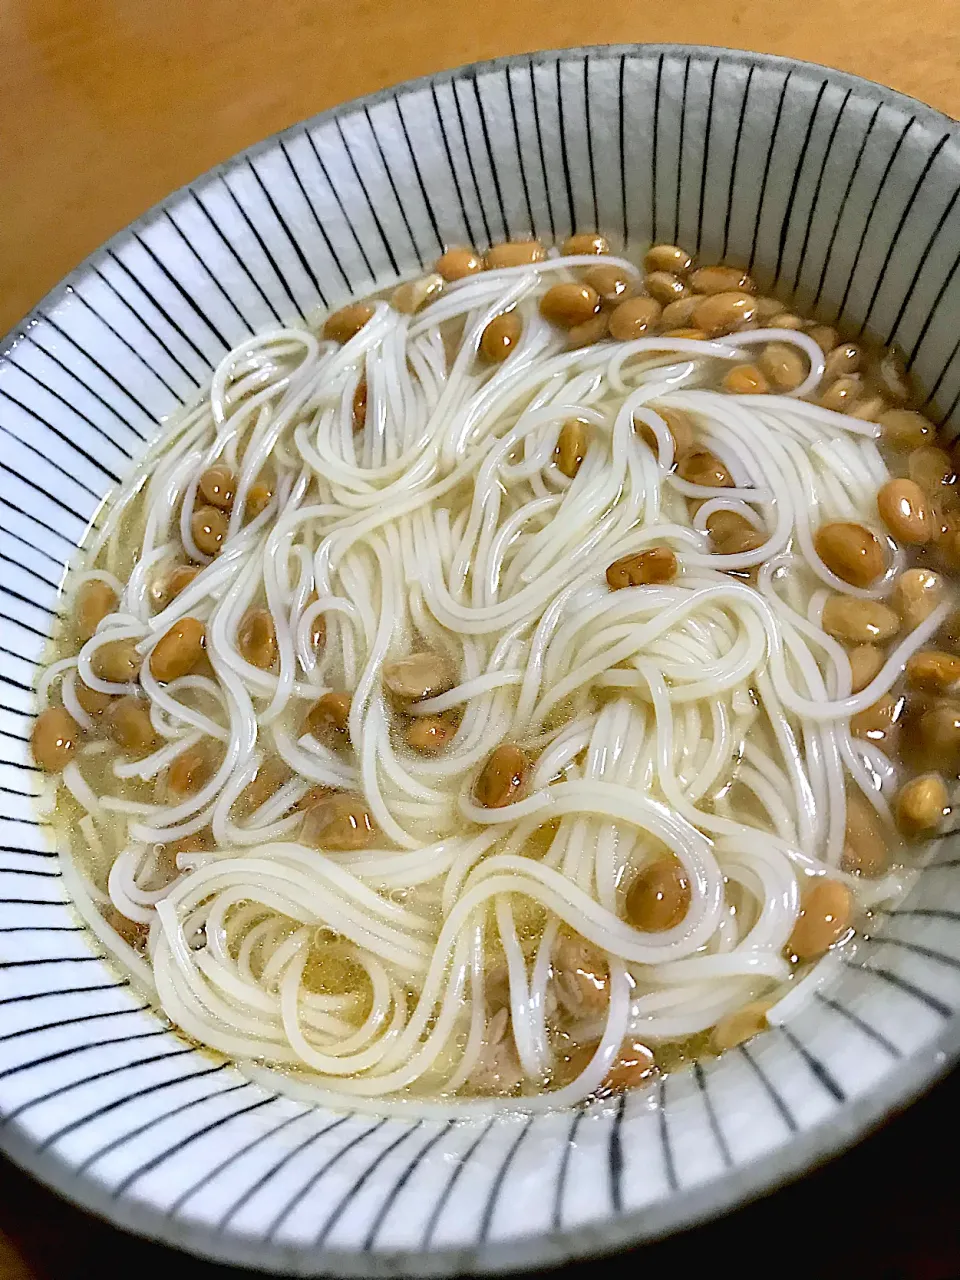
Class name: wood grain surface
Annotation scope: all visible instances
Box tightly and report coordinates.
[2,1,960,1276]
[3,0,960,335]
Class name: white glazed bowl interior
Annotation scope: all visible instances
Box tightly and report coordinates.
[2,44,960,1276]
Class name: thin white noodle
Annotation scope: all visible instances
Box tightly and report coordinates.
[41,257,941,1114]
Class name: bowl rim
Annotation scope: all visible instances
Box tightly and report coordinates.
[3,40,960,1276]
[4,40,956,361]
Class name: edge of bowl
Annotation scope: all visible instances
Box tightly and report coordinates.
[2,1017,956,1275]
[3,41,956,360]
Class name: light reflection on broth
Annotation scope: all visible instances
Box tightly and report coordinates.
[30,235,960,1115]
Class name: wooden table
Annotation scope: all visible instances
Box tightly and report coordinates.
[3,1,960,1274]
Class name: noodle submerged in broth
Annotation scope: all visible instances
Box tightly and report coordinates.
[31,235,960,1113]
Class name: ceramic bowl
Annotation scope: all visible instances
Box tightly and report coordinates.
[3,44,960,1276]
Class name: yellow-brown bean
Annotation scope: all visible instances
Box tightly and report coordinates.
[813,522,885,587]
[149,617,206,682]
[31,707,79,772]
[703,510,752,544]
[934,500,960,556]
[937,519,960,573]
[294,784,334,814]
[625,856,691,931]
[939,609,960,652]
[382,652,453,702]
[166,746,212,797]
[850,693,902,746]
[539,283,601,329]
[819,376,862,413]
[322,303,374,344]
[92,639,142,684]
[583,264,634,308]
[198,465,236,509]
[566,313,609,348]
[848,644,885,693]
[880,408,933,450]
[824,342,861,380]
[555,420,588,478]
[722,364,769,395]
[932,489,960,539]
[788,879,854,960]
[475,744,529,808]
[894,567,944,630]
[310,612,327,653]
[237,608,277,670]
[711,1002,773,1053]
[301,793,378,850]
[917,702,960,767]
[676,448,734,488]
[562,232,609,256]
[692,290,758,337]
[75,680,113,719]
[152,564,199,609]
[643,244,693,275]
[877,478,932,545]
[842,792,889,877]
[75,580,117,644]
[236,758,292,817]
[608,296,661,340]
[660,296,699,328]
[820,596,900,643]
[705,510,767,555]
[849,395,888,423]
[659,408,696,458]
[305,692,352,740]
[806,324,838,355]
[895,773,949,838]
[480,311,522,363]
[606,546,678,589]
[353,377,367,431]
[758,342,807,391]
[661,328,707,340]
[191,505,228,557]
[636,407,696,461]
[635,420,668,456]
[689,265,755,295]
[552,933,609,1017]
[245,480,274,520]
[906,649,960,693]
[768,313,804,330]
[754,296,787,321]
[937,496,960,549]
[644,271,688,304]
[405,715,458,755]
[105,695,156,753]
[435,247,483,281]
[484,240,546,269]
[605,1040,657,1090]
[391,274,444,315]
[909,446,954,494]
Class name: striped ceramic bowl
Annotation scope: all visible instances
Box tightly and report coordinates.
[2,43,960,1276]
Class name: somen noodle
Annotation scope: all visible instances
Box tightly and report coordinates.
[32,237,956,1116]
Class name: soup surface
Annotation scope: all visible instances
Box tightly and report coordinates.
[32,233,960,1113]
